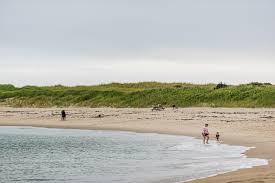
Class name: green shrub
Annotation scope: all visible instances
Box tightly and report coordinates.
[0,82,274,108]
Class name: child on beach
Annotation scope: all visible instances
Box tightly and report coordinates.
[202,124,209,144]
[216,132,220,142]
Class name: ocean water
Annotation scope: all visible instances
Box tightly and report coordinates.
[0,126,267,183]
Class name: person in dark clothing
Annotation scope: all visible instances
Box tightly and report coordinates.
[216,132,220,142]
[61,110,66,121]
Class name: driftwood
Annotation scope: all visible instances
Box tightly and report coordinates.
[152,104,165,111]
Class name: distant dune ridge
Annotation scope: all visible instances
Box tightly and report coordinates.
[0,82,274,108]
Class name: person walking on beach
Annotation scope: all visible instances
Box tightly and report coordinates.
[202,124,209,144]
[61,110,66,121]
[216,132,220,142]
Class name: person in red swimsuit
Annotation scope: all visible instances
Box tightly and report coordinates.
[202,124,209,144]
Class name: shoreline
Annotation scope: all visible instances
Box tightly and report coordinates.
[0,125,268,183]
[0,107,274,183]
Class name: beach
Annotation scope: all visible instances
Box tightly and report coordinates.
[0,107,274,183]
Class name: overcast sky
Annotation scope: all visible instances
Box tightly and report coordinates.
[0,0,274,86]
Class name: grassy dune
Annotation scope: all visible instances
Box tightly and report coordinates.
[0,82,275,108]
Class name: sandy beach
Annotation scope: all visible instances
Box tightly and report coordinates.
[0,107,274,183]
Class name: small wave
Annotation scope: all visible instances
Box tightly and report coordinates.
[0,127,268,183]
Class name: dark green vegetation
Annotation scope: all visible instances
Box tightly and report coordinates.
[0,82,274,108]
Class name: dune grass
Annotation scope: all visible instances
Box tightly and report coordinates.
[0,82,275,108]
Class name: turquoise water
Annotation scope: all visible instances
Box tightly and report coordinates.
[0,126,267,183]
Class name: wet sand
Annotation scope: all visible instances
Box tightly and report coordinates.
[0,107,274,183]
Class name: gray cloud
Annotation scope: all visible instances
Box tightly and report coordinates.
[0,0,275,85]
